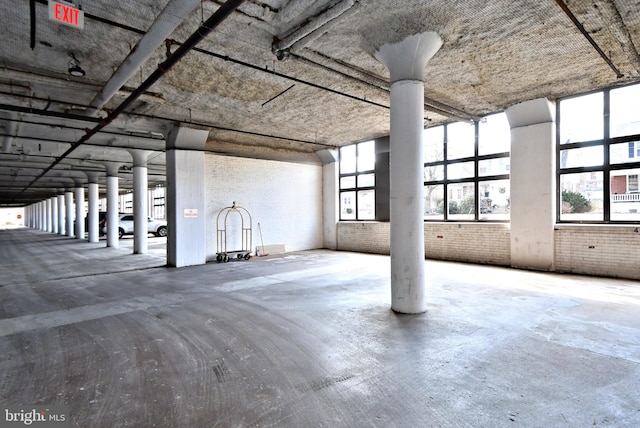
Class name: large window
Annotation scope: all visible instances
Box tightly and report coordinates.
[339,140,375,220]
[557,83,640,223]
[424,113,511,221]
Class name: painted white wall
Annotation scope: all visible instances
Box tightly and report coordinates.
[0,207,25,228]
[204,154,323,260]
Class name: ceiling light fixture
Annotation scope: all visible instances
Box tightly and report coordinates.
[68,53,85,77]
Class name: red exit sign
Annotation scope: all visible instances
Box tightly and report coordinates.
[48,1,84,29]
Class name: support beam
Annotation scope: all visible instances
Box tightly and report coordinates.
[105,163,122,248]
[129,150,152,254]
[317,149,339,250]
[65,190,74,237]
[57,193,65,235]
[74,184,85,240]
[165,126,207,267]
[506,98,556,271]
[374,32,442,314]
[86,172,101,243]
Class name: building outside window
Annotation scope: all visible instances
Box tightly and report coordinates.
[558,83,640,222]
[424,112,511,221]
[339,140,375,220]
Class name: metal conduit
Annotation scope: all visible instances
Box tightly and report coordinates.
[555,0,624,78]
[0,97,326,147]
[18,0,246,199]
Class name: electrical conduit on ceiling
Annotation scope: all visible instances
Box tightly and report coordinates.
[86,0,204,116]
[18,0,246,200]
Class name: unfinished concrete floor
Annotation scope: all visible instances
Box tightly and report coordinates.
[1,227,639,427]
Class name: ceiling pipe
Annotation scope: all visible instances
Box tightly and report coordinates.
[273,0,359,61]
[87,0,203,116]
[17,0,245,202]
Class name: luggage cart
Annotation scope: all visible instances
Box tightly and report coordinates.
[215,201,252,263]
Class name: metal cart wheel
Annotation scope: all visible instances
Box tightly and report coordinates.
[244,253,251,260]
[223,255,230,263]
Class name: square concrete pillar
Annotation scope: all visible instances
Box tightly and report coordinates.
[318,149,339,250]
[506,98,556,271]
[166,126,208,267]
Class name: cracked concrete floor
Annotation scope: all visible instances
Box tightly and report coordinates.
[1,227,639,427]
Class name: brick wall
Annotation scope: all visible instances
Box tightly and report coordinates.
[336,222,390,254]
[425,223,511,265]
[611,175,627,194]
[336,222,511,266]
[336,222,640,280]
[205,154,323,260]
[555,225,640,280]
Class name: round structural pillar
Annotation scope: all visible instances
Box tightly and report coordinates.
[45,198,51,232]
[86,173,101,243]
[74,185,85,240]
[51,196,58,234]
[64,190,74,237]
[375,32,442,314]
[129,150,151,254]
[105,163,121,248]
[57,194,65,235]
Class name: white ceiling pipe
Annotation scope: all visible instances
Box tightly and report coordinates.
[288,1,360,56]
[87,0,202,116]
[273,0,358,60]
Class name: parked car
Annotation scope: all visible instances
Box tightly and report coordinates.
[96,212,127,236]
[84,211,111,235]
[101,213,167,239]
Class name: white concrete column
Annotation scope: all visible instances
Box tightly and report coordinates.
[129,150,152,254]
[318,149,339,250]
[165,127,207,267]
[74,185,85,240]
[57,194,65,235]
[45,198,52,232]
[374,32,442,314]
[506,98,556,271]
[65,190,74,237]
[51,196,58,234]
[39,201,45,230]
[86,173,100,243]
[50,197,56,232]
[105,163,121,248]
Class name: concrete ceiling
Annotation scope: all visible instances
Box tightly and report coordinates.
[1,0,640,207]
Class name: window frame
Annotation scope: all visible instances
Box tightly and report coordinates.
[424,114,511,222]
[556,83,640,224]
[339,140,376,221]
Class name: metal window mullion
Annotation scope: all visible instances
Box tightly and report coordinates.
[474,121,479,220]
[604,88,611,222]
[556,100,562,223]
[443,125,449,221]
[355,143,361,220]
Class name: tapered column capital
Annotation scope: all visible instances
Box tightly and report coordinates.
[374,32,442,83]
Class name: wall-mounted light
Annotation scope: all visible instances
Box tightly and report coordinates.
[68,52,85,77]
